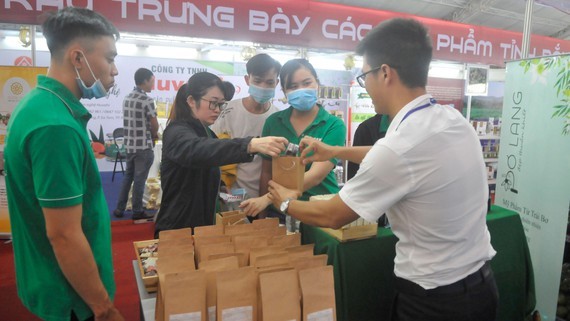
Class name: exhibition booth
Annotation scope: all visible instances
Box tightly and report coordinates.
[1,0,569,320]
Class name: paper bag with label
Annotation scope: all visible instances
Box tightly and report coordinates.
[272,156,304,191]
[199,256,240,321]
[155,253,197,321]
[163,270,207,321]
[259,269,301,321]
[217,266,258,321]
[299,266,336,321]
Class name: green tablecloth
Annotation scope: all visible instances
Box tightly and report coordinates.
[301,205,536,321]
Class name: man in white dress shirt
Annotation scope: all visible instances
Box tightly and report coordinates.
[267,18,498,321]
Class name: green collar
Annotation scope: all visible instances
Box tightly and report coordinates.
[37,75,91,120]
[379,114,391,134]
[277,105,329,138]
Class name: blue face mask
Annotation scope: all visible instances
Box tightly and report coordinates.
[74,51,108,99]
[287,88,318,111]
[248,84,275,104]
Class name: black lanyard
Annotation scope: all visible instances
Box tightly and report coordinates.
[396,98,436,131]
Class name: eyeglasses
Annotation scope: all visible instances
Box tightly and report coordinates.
[356,66,382,88]
[201,98,228,111]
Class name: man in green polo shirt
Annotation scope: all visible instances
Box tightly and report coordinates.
[4,7,124,321]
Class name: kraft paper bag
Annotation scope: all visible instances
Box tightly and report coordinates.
[193,235,232,247]
[269,233,301,248]
[199,256,240,321]
[217,266,258,321]
[197,242,235,265]
[163,270,207,321]
[158,238,194,251]
[230,227,285,241]
[194,224,225,236]
[249,245,286,266]
[290,254,328,271]
[159,244,194,258]
[272,156,304,191]
[194,235,232,265]
[224,223,256,236]
[233,235,269,264]
[159,227,193,242]
[252,217,279,229]
[299,266,336,321]
[254,252,290,269]
[259,269,301,321]
[155,253,198,321]
[207,252,249,268]
[285,244,315,259]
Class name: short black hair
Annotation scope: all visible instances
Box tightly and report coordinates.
[246,53,281,77]
[279,59,319,92]
[356,18,432,88]
[169,72,234,123]
[134,68,154,86]
[41,7,120,57]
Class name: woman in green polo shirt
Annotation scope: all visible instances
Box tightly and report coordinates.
[240,59,346,230]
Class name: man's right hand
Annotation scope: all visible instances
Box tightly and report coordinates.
[299,136,337,164]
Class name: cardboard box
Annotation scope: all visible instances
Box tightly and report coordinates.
[134,239,159,292]
[310,194,378,242]
[216,210,248,226]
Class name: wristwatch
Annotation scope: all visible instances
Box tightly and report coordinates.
[280,197,294,214]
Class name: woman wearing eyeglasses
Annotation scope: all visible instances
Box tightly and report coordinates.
[154,72,288,237]
[240,59,346,231]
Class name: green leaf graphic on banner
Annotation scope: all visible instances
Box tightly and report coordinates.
[521,56,570,136]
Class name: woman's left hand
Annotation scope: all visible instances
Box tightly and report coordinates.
[267,180,301,208]
[239,194,272,217]
[249,136,288,157]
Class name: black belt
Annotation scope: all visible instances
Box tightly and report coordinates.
[394,261,493,297]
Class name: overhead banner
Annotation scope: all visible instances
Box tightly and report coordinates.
[496,54,570,319]
[1,0,569,66]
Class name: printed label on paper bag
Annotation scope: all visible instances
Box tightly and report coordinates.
[308,308,334,321]
[221,306,253,321]
[169,312,201,321]
[208,306,216,321]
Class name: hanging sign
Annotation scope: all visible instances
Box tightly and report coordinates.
[1,0,568,66]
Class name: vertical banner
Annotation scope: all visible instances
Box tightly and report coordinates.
[0,66,48,238]
[496,54,570,319]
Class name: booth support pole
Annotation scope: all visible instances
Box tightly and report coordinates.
[521,0,535,59]
[30,25,36,67]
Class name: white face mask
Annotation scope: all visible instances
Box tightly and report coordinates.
[74,51,108,99]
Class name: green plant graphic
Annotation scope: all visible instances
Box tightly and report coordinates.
[89,125,105,144]
[519,56,570,135]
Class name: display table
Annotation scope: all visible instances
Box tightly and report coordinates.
[132,260,156,321]
[301,205,536,321]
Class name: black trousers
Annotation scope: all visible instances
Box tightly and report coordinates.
[70,311,94,321]
[391,262,499,321]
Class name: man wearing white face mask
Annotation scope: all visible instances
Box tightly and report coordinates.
[211,53,282,198]
[240,59,346,228]
[5,7,124,321]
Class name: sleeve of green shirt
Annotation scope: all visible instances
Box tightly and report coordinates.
[321,116,346,165]
[28,125,85,208]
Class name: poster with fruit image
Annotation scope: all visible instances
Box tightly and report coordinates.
[0,66,47,238]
